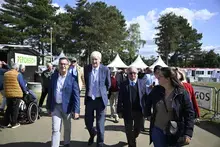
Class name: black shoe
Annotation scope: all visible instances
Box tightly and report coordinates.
[64,144,70,147]
[88,131,97,146]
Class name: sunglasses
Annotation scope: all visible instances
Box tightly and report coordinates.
[129,72,137,75]
[71,60,76,63]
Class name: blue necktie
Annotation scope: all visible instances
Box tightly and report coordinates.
[131,81,135,86]
[92,69,97,100]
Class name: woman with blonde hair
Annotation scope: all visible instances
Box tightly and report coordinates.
[175,68,200,121]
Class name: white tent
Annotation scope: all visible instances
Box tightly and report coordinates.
[129,55,148,68]
[150,56,168,69]
[107,54,128,68]
[51,51,66,65]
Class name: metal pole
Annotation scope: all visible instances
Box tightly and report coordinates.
[50,27,53,61]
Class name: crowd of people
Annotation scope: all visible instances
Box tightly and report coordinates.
[0,50,201,147]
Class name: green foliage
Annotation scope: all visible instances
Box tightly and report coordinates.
[191,49,220,68]
[124,23,146,64]
[155,13,203,66]
[71,1,127,64]
[0,0,29,44]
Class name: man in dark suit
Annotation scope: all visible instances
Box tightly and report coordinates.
[46,57,80,147]
[117,66,147,147]
[84,51,111,147]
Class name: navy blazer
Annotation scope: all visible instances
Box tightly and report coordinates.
[0,64,10,90]
[84,64,111,107]
[117,79,147,119]
[46,70,80,114]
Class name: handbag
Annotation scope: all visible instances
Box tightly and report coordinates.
[162,98,179,145]
[162,97,178,135]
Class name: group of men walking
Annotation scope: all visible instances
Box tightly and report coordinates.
[0,50,197,147]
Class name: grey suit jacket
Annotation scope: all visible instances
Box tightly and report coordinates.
[84,64,111,107]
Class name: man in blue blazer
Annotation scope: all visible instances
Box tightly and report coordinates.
[84,51,111,147]
[117,66,147,147]
[46,57,80,147]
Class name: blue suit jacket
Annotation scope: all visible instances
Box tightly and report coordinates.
[117,79,147,119]
[84,64,111,107]
[46,70,80,114]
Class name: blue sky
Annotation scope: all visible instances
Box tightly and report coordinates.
[53,0,220,57]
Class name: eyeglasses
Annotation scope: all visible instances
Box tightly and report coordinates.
[59,63,68,66]
[129,72,137,75]
[71,60,76,63]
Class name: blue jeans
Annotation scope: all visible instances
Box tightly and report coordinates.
[152,126,181,147]
[152,127,167,147]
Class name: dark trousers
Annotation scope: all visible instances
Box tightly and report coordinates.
[124,111,143,147]
[85,97,105,147]
[4,98,20,126]
[38,87,48,107]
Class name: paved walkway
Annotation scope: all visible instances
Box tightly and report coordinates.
[0,98,220,147]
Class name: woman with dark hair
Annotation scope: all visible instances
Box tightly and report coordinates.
[145,67,195,147]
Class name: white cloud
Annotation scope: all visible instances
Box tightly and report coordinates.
[161,8,217,25]
[52,3,66,14]
[126,7,217,57]
[202,46,220,53]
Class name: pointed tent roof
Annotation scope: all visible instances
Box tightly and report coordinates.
[129,55,148,68]
[150,56,168,69]
[107,54,128,68]
[51,51,66,65]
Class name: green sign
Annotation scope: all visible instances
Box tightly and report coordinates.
[15,53,37,66]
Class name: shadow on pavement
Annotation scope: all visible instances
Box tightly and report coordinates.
[105,125,150,135]
[196,120,220,137]
[105,125,125,132]
[0,141,128,147]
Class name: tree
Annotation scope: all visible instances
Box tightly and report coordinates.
[0,0,29,44]
[194,50,220,67]
[155,13,203,66]
[71,1,127,64]
[25,0,57,53]
[155,13,180,65]
[175,17,202,66]
[124,23,146,64]
[141,55,156,66]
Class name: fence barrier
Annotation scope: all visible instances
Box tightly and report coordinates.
[192,84,220,120]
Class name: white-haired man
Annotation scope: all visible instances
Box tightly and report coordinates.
[2,63,27,128]
[19,64,25,73]
[117,66,147,147]
[84,51,111,147]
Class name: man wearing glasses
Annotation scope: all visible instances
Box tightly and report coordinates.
[46,57,80,147]
[69,57,85,119]
[117,66,147,147]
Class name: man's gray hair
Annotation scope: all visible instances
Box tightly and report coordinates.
[90,51,102,60]
[47,63,52,67]
[19,64,25,70]
[11,63,19,70]
[128,66,138,73]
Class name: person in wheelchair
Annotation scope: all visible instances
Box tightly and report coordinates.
[18,88,39,124]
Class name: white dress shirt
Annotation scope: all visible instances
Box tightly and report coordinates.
[55,73,67,104]
[129,78,137,86]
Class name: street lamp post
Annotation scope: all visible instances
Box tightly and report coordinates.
[50,27,53,61]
